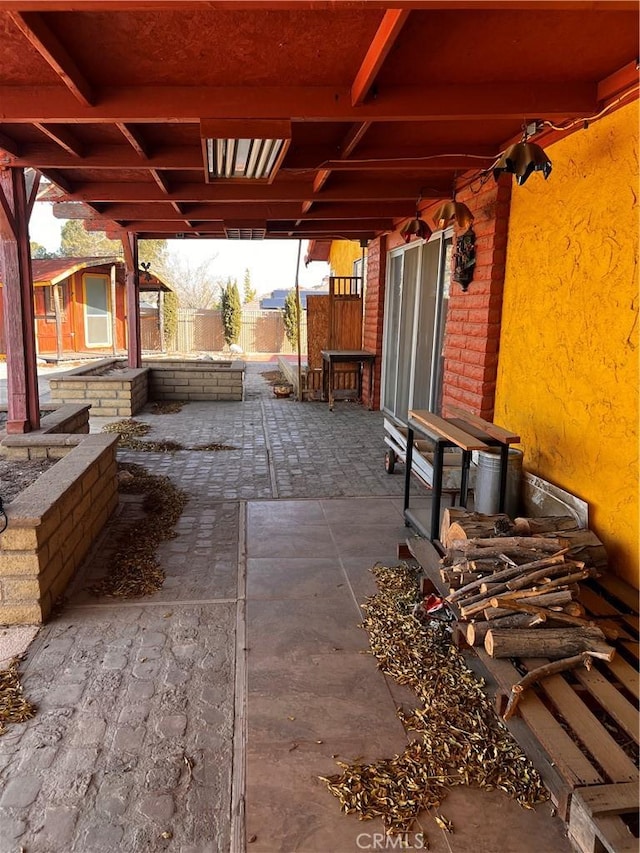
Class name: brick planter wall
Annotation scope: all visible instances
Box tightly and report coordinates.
[0,434,119,623]
[49,359,149,417]
[146,359,245,401]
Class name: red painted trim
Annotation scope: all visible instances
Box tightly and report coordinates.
[351,9,411,106]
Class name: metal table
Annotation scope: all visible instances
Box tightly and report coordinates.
[404,409,520,542]
[321,349,375,411]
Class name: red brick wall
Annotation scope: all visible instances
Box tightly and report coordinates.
[441,176,512,419]
[362,235,386,408]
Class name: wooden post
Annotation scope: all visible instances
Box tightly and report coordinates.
[52,284,63,362]
[122,232,140,368]
[0,167,40,433]
[110,263,117,356]
[294,239,303,402]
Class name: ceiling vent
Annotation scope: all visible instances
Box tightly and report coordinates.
[201,120,291,184]
[224,225,266,240]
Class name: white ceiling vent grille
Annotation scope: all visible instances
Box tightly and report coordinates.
[224,226,266,240]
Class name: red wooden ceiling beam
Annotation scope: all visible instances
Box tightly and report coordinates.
[597,60,640,102]
[63,177,444,203]
[8,11,94,107]
[150,169,170,194]
[0,83,597,122]
[60,200,412,221]
[0,3,636,9]
[116,123,149,159]
[0,129,20,158]
[34,123,84,157]
[339,122,372,158]
[351,9,410,106]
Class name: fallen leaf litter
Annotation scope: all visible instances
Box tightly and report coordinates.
[319,563,548,836]
[102,419,235,452]
[88,463,188,598]
[0,657,36,737]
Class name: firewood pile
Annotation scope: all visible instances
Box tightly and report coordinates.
[438,510,613,719]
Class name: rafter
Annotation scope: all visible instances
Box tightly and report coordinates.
[116,123,149,159]
[34,123,84,157]
[53,200,412,221]
[150,169,170,194]
[0,83,597,123]
[339,122,372,158]
[0,128,20,157]
[351,9,410,106]
[8,11,94,107]
[63,177,445,203]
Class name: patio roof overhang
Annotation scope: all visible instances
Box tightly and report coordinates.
[0,1,637,243]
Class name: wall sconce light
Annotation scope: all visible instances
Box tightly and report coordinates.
[492,124,552,185]
[433,199,474,230]
[400,200,432,244]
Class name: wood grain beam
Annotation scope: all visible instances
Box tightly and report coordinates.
[0,128,20,157]
[34,123,84,157]
[116,123,149,158]
[0,83,597,122]
[150,169,170,194]
[339,122,372,158]
[62,177,443,203]
[57,200,412,221]
[597,60,640,102]
[351,9,410,106]
[8,11,94,106]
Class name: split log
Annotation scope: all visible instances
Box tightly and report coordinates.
[513,516,581,536]
[442,510,513,546]
[440,569,481,588]
[484,626,615,661]
[448,552,567,603]
[559,530,608,570]
[505,561,585,591]
[479,582,503,595]
[503,653,593,720]
[464,588,574,620]
[465,613,545,646]
[483,595,581,622]
[447,536,568,554]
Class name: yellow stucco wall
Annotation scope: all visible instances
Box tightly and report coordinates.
[495,100,639,586]
[329,241,363,276]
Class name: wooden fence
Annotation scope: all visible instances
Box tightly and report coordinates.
[142,308,308,355]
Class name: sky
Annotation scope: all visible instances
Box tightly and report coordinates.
[29,201,331,297]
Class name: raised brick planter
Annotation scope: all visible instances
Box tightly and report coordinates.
[0,434,119,624]
[144,359,245,402]
[48,358,245,413]
[48,359,149,417]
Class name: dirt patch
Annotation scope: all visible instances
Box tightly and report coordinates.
[260,369,285,385]
[0,458,57,504]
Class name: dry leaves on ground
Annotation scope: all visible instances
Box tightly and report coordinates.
[320,564,548,838]
[0,657,36,737]
[88,463,188,598]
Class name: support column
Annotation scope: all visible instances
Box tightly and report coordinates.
[0,167,41,433]
[122,232,141,368]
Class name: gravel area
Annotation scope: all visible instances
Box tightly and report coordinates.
[0,457,57,503]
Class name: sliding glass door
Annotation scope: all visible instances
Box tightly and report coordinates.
[381,232,452,421]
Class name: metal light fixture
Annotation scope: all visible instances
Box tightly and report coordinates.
[200,120,291,184]
[492,124,552,185]
[433,199,474,230]
[400,199,432,244]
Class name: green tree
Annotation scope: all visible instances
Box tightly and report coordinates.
[59,221,168,271]
[282,289,299,348]
[220,278,242,346]
[30,241,58,259]
[162,290,179,351]
[243,267,257,304]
